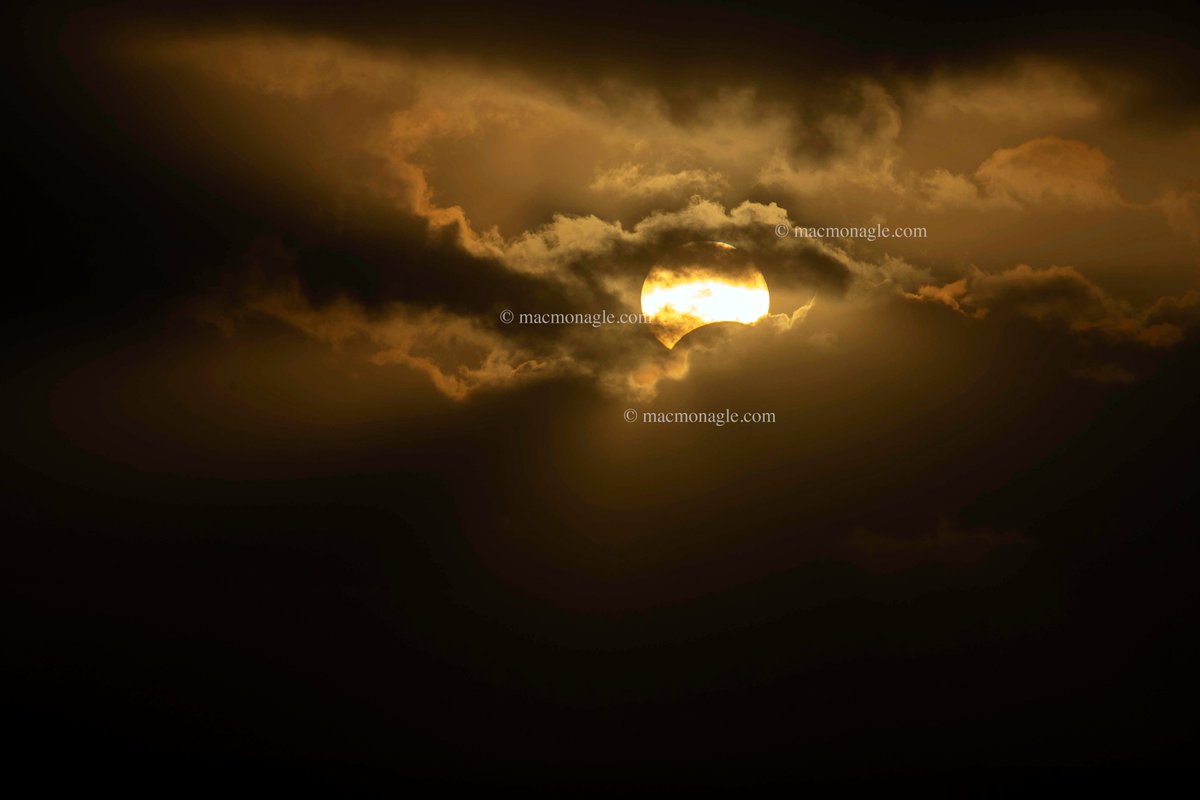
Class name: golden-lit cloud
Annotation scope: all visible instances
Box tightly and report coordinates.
[907,264,1197,353]
[196,240,577,401]
[909,60,1105,123]
[974,137,1122,209]
[919,137,1122,211]
[590,163,729,199]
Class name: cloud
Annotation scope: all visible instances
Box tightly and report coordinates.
[1156,190,1200,246]
[906,264,1199,374]
[1071,363,1137,385]
[910,60,1104,123]
[759,81,904,197]
[974,136,1122,209]
[1144,290,1200,331]
[846,516,1030,572]
[197,239,579,400]
[921,169,990,210]
[916,136,1126,212]
[590,164,728,198]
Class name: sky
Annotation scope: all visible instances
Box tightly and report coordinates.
[6,1,1199,790]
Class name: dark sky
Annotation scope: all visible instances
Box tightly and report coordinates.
[6,1,1199,790]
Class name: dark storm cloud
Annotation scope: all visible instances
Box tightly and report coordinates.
[57,2,1200,99]
[229,226,586,321]
[909,264,1200,346]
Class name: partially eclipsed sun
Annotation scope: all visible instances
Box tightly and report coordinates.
[641,242,770,348]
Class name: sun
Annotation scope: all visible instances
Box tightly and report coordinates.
[641,242,770,348]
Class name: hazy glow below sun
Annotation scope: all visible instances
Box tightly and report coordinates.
[642,267,770,349]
